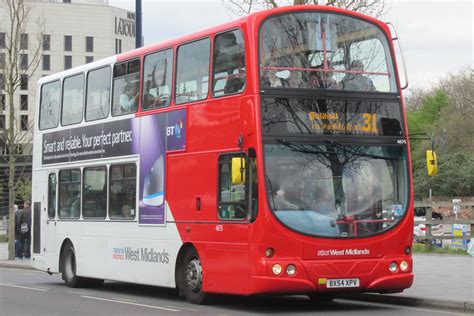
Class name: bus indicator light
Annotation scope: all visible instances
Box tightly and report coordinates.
[265,248,274,258]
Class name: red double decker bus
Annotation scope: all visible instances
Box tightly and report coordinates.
[32,5,414,304]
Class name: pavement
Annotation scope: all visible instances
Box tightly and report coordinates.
[0,242,473,313]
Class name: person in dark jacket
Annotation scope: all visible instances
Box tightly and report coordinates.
[18,201,32,259]
[13,204,22,258]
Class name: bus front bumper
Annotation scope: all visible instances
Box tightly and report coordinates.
[249,257,414,295]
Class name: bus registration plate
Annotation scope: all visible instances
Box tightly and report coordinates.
[327,278,359,288]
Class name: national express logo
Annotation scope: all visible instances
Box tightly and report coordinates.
[113,247,169,264]
[166,119,183,139]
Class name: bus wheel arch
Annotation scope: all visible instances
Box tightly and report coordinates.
[175,244,210,304]
[59,239,103,288]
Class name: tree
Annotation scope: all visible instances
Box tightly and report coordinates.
[407,68,474,198]
[1,0,43,260]
[223,0,389,18]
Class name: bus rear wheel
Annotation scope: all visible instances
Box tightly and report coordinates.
[61,242,104,288]
[182,248,210,304]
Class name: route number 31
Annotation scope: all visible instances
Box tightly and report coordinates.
[362,113,378,133]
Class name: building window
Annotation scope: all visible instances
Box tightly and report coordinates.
[115,39,122,54]
[63,0,71,3]
[20,54,28,70]
[0,94,5,111]
[85,56,93,64]
[0,74,4,90]
[20,75,28,90]
[48,173,57,219]
[43,34,50,51]
[58,169,81,219]
[109,163,136,219]
[43,55,50,71]
[20,34,28,50]
[82,166,107,218]
[64,35,72,52]
[112,59,140,116]
[213,29,246,97]
[0,53,5,69]
[20,95,28,111]
[86,66,111,121]
[0,33,5,49]
[86,36,93,53]
[61,73,84,126]
[0,115,5,130]
[64,55,72,70]
[175,38,210,104]
[20,115,28,131]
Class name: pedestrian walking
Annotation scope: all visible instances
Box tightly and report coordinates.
[18,201,32,259]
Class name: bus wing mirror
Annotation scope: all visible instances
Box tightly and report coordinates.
[426,150,438,177]
[232,157,246,185]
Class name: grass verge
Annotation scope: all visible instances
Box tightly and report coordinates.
[412,243,469,255]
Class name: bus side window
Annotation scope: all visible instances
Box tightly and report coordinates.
[142,48,173,110]
[218,154,248,220]
[39,80,61,130]
[109,163,136,220]
[82,166,107,219]
[212,29,246,97]
[58,169,81,219]
[48,173,57,219]
[86,66,111,121]
[175,38,210,104]
[112,59,140,116]
[61,73,85,126]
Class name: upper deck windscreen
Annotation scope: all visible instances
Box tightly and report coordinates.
[259,12,396,92]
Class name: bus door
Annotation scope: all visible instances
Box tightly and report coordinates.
[44,172,58,268]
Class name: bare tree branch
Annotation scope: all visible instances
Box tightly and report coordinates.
[224,0,389,18]
[1,0,44,260]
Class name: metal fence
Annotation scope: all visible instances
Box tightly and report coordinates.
[413,200,474,249]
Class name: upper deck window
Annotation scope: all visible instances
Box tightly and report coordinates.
[142,48,173,110]
[212,29,246,97]
[39,80,61,130]
[175,38,210,104]
[259,12,396,92]
[61,73,85,126]
[86,66,111,121]
[112,59,140,116]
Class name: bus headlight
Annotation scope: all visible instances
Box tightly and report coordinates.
[400,261,409,272]
[286,264,296,276]
[272,264,282,275]
[389,261,398,273]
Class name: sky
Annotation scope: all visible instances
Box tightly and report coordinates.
[109,0,473,91]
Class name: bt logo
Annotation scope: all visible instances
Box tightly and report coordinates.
[167,119,183,138]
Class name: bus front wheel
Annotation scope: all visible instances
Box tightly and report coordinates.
[182,248,210,304]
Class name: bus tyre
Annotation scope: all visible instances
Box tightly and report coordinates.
[182,249,209,304]
[61,243,87,288]
[308,293,335,303]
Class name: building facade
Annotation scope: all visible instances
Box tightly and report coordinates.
[0,0,136,212]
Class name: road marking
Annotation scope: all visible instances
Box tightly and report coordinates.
[163,305,198,312]
[81,295,180,312]
[0,282,48,292]
[68,291,91,296]
[111,297,136,302]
